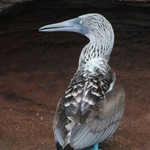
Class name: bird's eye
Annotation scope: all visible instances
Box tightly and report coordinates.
[79,19,83,24]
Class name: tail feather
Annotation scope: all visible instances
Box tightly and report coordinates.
[63,144,74,150]
[56,142,63,150]
[55,142,87,150]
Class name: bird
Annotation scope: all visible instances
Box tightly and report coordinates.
[39,13,125,150]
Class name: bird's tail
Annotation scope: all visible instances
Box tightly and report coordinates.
[63,144,74,150]
[56,143,74,150]
[56,143,87,150]
[55,142,63,150]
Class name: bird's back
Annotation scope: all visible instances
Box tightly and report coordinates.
[53,59,125,150]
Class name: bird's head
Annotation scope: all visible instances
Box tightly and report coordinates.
[39,13,114,42]
[39,13,114,61]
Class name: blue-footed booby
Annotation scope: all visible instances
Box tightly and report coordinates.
[39,13,125,150]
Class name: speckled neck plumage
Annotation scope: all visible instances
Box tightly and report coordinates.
[78,14,114,67]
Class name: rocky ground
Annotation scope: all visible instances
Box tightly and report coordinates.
[0,1,150,150]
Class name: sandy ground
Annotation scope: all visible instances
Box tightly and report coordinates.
[0,2,150,150]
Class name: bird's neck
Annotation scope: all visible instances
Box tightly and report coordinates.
[78,35,114,67]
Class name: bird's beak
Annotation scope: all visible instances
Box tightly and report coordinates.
[39,18,88,35]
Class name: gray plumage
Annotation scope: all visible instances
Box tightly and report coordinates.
[39,13,125,150]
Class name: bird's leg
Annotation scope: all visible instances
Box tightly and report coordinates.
[86,143,103,150]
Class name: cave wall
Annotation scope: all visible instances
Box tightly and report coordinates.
[0,0,149,150]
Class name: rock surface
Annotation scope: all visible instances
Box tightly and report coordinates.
[0,1,150,150]
[0,0,150,14]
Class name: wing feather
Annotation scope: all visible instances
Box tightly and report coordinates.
[70,108,124,149]
[54,69,125,149]
[55,127,65,148]
[69,85,125,149]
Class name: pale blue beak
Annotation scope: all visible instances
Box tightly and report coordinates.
[39,18,89,35]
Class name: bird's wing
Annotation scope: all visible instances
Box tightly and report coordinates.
[54,79,86,148]
[70,85,125,149]
[53,98,67,148]
[54,72,125,149]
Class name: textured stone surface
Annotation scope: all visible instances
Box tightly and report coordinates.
[1,0,33,3]
[0,1,150,150]
[0,0,33,13]
[0,0,150,15]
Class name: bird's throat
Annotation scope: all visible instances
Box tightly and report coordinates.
[78,39,112,67]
